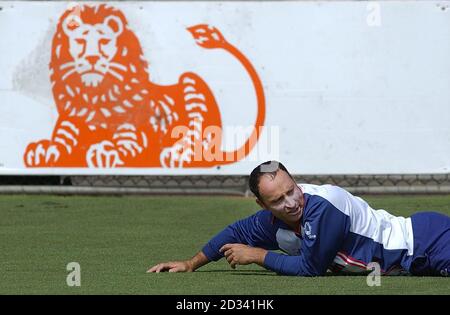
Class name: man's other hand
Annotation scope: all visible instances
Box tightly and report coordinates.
[220,243,267,269]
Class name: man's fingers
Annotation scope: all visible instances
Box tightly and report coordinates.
[167,263,182,273]
[148,262,173,273]
[226,254,234,264]
[223,249,233,258]
[221,245,241,270]
[226,255,240,269]
[148,262,188,273]
[220,243,235,253]
[147,264,160,273]
[155,264,167,273]
[159,262,178,272]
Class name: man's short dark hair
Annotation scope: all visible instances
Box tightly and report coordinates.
[248,161,293,201]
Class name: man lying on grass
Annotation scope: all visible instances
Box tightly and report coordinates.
[148,161,450,276]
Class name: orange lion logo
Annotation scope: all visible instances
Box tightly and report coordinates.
[24,4,265,168]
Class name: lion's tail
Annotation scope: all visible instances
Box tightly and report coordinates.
[187,25,266,165]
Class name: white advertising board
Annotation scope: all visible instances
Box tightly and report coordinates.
[0,1,449,175]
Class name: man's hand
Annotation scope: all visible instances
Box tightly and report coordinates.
[220,244,267,269]
[147,251,210,273]
[147,260,194,273]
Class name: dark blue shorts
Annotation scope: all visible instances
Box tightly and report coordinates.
[409,212,450,276]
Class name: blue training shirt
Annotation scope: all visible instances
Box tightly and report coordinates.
[202,184,414,276]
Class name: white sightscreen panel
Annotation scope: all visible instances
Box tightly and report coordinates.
[0,1,449,175]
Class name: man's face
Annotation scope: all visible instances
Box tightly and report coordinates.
[257,170,304,225]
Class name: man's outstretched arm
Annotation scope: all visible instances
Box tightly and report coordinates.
[147,210,278,273]
[147,251,210,273]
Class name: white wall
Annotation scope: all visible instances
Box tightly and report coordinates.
[0,1,449,175]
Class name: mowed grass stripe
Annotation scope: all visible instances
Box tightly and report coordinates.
[0,194,449,294]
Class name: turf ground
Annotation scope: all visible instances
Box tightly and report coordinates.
[0,194,449,294]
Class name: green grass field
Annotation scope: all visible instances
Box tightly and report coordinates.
[0,194,449,294]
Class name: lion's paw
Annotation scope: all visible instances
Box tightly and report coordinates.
[24,140,62,167]
[86,140,124,168]
[160,142,194,168]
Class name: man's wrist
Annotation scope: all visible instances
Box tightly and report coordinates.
[188,251,210,271]
[186,259,195,272]
[254,248,268,266]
